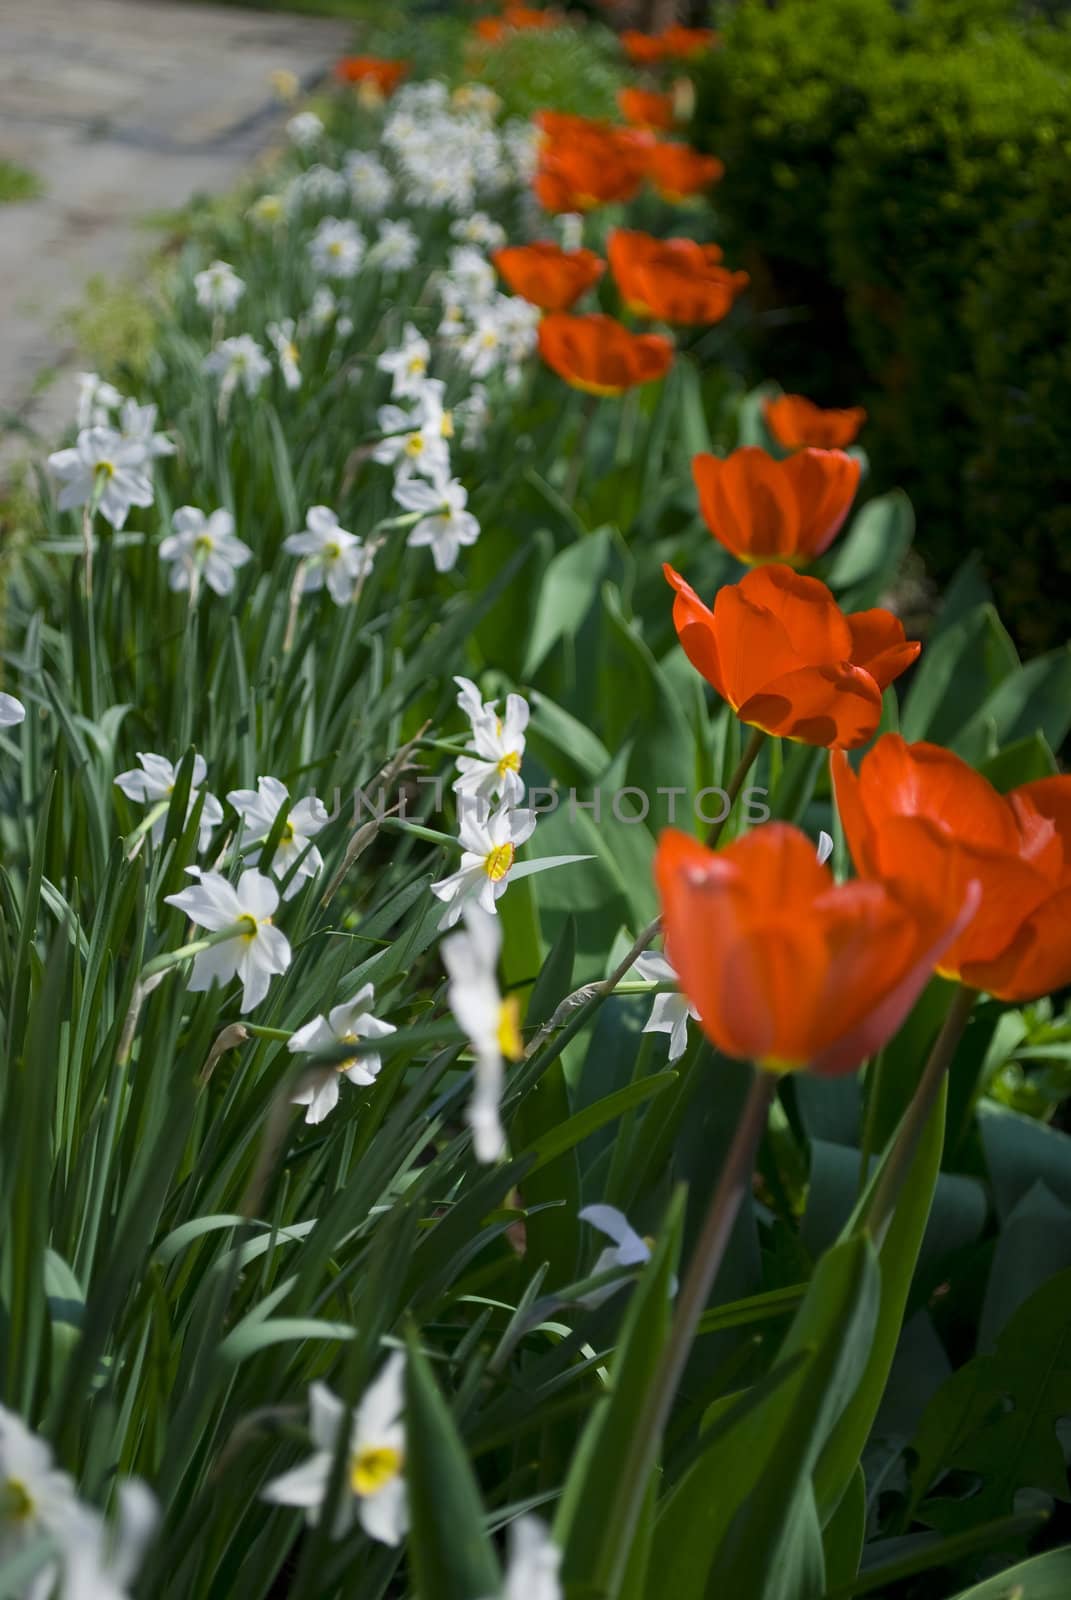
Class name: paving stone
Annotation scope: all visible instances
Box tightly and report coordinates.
[0,0,351,474]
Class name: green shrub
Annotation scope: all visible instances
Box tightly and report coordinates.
[828,34,1071,590]
[962,149,1071,651]
[465,22,626,121]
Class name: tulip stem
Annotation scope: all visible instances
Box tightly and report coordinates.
[864,984,978,1241]
[605,1067,778,1592]
[706,725,766,848]
[563,393,599,506]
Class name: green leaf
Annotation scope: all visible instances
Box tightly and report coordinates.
[524,528,613,675]
[945,1549,1071,1600]
[404,1331,501,1600]
[901,603,1019,747]
[825,491,914,610]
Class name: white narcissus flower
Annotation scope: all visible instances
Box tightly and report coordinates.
[0,693,25,728]
[450,210,506,250]
[0,1403,79,1570]
[286,111,324,148]
[159,506,252,597]
[262,1357,408,1546]
[371,219,419,273]
[372,380,452,480]
[633,951,698,1064]
[194,259,245,315]
[454,692,529,808]
[114,752,224,850]
[579,1205,678,1307]
[441,906,522,1163]
[395,473,480,573]
[76,371,122,429]
[286,984,397,1124]
[267,319,302,390]
[48,428,153,530]
[376,323,431,400]
[817,829,834,865]
[454,675,497,733]
[118,399,175,459]
[52,1479,158,1600]
[203,335,271,401]
[164,868,291,1013]
[490,1516,563,1600]
[431,804,536,929]
[226,775,328,899]
[309,217,365,279]
[344,152,395,215]
[248,193,285,229]
[283,506,372,606]
[307,285,338,330]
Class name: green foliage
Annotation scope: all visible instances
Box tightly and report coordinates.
[0,159,41,205]
[466,23,627,121]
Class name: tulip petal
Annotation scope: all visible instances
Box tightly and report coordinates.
[737,661,883,749]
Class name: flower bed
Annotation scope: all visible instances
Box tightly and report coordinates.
[1,8,1071,1599]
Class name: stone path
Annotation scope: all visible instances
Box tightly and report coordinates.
[0,0,351,472]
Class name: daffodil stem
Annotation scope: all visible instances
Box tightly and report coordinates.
[82,502,95,600]
[122,800,170,859]
[865,984,978,1240]
[380,816,458,849]
[606,1068,778,1591]
[139,921,250,983]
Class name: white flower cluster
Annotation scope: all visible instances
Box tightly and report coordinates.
[47,375,174,530]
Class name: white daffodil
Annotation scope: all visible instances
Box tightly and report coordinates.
[262,1358,408,1546]
[118,398,175,460]
[633,951,698,1064]
[226,775,328,899]
[454,674,497,733]
[377,323,431,401]
[114,751,224,850]
[48,428,153,530]
[309,217,365,279]
[51,1479,157,1600]
[431,804,536,929]
[286,111,324,148]
[203,335,271,403]
[344,152,395,215]
[0,694,25,729]
[447,245,497,306]
[458,311,507,380]
[490,1516,562,1600]
[164,868,291,1013]
[159,506,252,597]
[307,285,338,330]
[817,829,834,865]
[292,164,349,207]
[248,193,286,229]
[558,211,585,252]
[441,905,522,1163]
[454,692,528,808]
[372,380,452,480]
[371,219,419,274]
[395,473,480,573]
[76,371,122,429]
[194,259,245,315]
[267,319,302,390]
[451,211,506,250]
[287,984,396,1124]
[0,1404,79,1571]
[578,1204,656,1306]
[456,383,490,450]
[283,505,372,606]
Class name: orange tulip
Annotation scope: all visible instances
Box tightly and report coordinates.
[692,446,861,565]
[609,229,747,325]
[493,242,605,312]
[646,142,724,201]
[333,56,408,95]
[654,824,974,1076]
[832,736,1071,1000]
[533,119,649,213]
[621,25,719,64]
[664,562,919,749]
[538,312,673,395]
[617,86,676,132]
[765,393,867,451]
[474,5,559,40]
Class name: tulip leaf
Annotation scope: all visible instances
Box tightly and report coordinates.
[905,1266,1071,1531]
[404,1332,502,1600]
[951,642,1071,766]
[944,1549,1071,1600]
[825,490,914,610]
[901,602,1019,746]
[523,526,614,676]
[524,913,576,1032]
[977,731,1059,791]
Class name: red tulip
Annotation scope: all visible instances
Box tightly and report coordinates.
[692,446,860,565]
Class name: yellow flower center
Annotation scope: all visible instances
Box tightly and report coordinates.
[194,534,214,554]
[238,913,260,942]
[324,541,341,562]
[484,841,514,882]
[407,355,427,375]
[497,996,523,1060]
[441,411,454,439]
[280,819,295,844]
[285,342,299,364]
[350,1444,402,1496]
[94,460,116,480]
[1,1478,35,1522]
[404,434,424,457]
[328,240,344,258]
[496,750,521,778]
[337,1029,360,1073]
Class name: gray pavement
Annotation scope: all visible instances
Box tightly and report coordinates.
[0,0,351,471]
